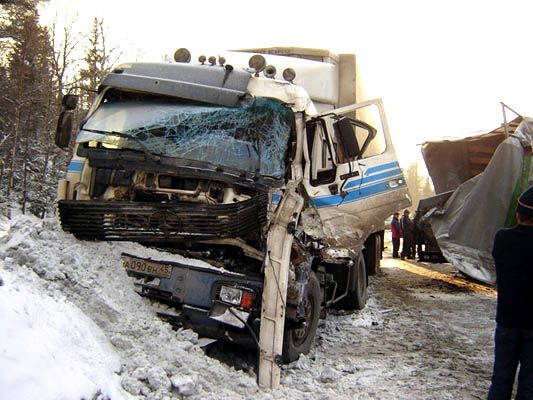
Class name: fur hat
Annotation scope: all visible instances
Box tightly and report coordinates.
[517,186,533,217]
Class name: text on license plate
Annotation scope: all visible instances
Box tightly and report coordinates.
[122,255,172,279]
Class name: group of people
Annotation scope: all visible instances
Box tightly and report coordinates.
[390,209,416,259]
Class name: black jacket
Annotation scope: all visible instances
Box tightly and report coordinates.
[400,215,414,239]
[493,224,533,330]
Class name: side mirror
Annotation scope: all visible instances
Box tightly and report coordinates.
[334,117,377,161]
[62,94,78,110]
[55,110,74,148]
[334,117,361,159]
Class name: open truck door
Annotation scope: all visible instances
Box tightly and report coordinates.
[302,98,411,251]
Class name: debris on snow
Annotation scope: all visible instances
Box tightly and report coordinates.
[319,366,341,383]
[121,376,144,396]
[170,374,197,396]
[146,366,171,392]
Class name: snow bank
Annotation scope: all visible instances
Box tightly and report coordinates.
[0,266,125,400]
[0,214,261,399]
[0,212,393,400]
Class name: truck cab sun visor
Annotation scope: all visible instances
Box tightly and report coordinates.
[100,63,251,107]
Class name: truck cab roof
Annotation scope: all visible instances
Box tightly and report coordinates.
[100,61,316,114]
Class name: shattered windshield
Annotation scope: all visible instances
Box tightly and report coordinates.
[77,97,294,177]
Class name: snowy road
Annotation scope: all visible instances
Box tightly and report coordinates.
[0,215,497,399]
[282,256,496,399]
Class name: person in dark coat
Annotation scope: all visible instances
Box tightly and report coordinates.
[487,186,533,400]
[400,209,414,259]
[390,212,402,258]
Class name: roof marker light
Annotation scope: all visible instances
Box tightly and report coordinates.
[218,56,226,66]
[282,68,296,83]
[174,48,191,63]
[208,56,217,66]
[198,55,206,65]
[264,65,276,79]
[248,54,266,76]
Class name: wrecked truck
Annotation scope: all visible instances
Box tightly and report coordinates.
[54,47,411,387]
[416,115,533,284]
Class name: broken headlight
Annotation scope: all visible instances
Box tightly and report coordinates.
[219,285,254,309]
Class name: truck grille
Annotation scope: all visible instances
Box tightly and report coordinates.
[58,196,267,242]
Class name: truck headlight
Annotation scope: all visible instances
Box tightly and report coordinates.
[219,285,254,309]
[220,285,242,305]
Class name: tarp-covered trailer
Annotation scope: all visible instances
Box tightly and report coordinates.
[417,116,533,283]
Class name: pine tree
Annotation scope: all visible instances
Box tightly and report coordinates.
[0,0,59,217]
[77,18,115,108]
[404,162,434,211]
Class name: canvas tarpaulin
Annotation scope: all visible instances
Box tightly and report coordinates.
[425,118,533,284]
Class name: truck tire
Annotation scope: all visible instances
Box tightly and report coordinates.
[282,272,321,363]
[335,254,368,310]
[367,233,382,276]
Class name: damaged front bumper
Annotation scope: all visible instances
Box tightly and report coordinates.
[121,253,263,346]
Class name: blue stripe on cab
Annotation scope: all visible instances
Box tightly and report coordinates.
[344,168,403,190]
[68,160,84,172]
[311,179,407,208]
[364,161,399,176]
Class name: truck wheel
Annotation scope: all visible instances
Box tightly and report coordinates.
[282,272,321,363]
[367,233,382,276]
[335,254,368,310]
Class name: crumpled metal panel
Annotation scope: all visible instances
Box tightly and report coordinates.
[421,117,522,194]
[427,118,533,284]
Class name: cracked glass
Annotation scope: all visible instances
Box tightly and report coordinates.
[77,97,294,177]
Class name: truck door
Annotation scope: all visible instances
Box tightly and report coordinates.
[302,98,411,250]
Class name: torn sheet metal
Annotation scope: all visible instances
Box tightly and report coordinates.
[247,78,317,115]
[427,118,533,284]
[422,117,522,194]
[259,180,304,389]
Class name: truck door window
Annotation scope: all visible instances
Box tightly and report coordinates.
[354,104,387,159]
[306,119,336,186]
[332,104,387,162]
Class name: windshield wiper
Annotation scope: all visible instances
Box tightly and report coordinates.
[82,128,160,162]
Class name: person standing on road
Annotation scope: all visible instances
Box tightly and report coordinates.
[488,186,533,400]
[400,209,414,259]
[391,212,402,258]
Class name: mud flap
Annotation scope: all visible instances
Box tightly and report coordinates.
[258,181,303,389]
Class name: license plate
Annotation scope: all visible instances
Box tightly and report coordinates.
[122,255,172,279]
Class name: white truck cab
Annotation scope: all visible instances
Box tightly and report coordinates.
[55,47,410,388]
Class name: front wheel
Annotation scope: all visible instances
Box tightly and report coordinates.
[282,272,321,363]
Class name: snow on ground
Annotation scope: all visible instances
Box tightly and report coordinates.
[0,214,497,399]
[0,266,125,400]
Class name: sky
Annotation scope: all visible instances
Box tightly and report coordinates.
[39,0,533,166]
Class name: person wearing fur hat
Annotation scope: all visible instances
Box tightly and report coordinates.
[488,186,533,400]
